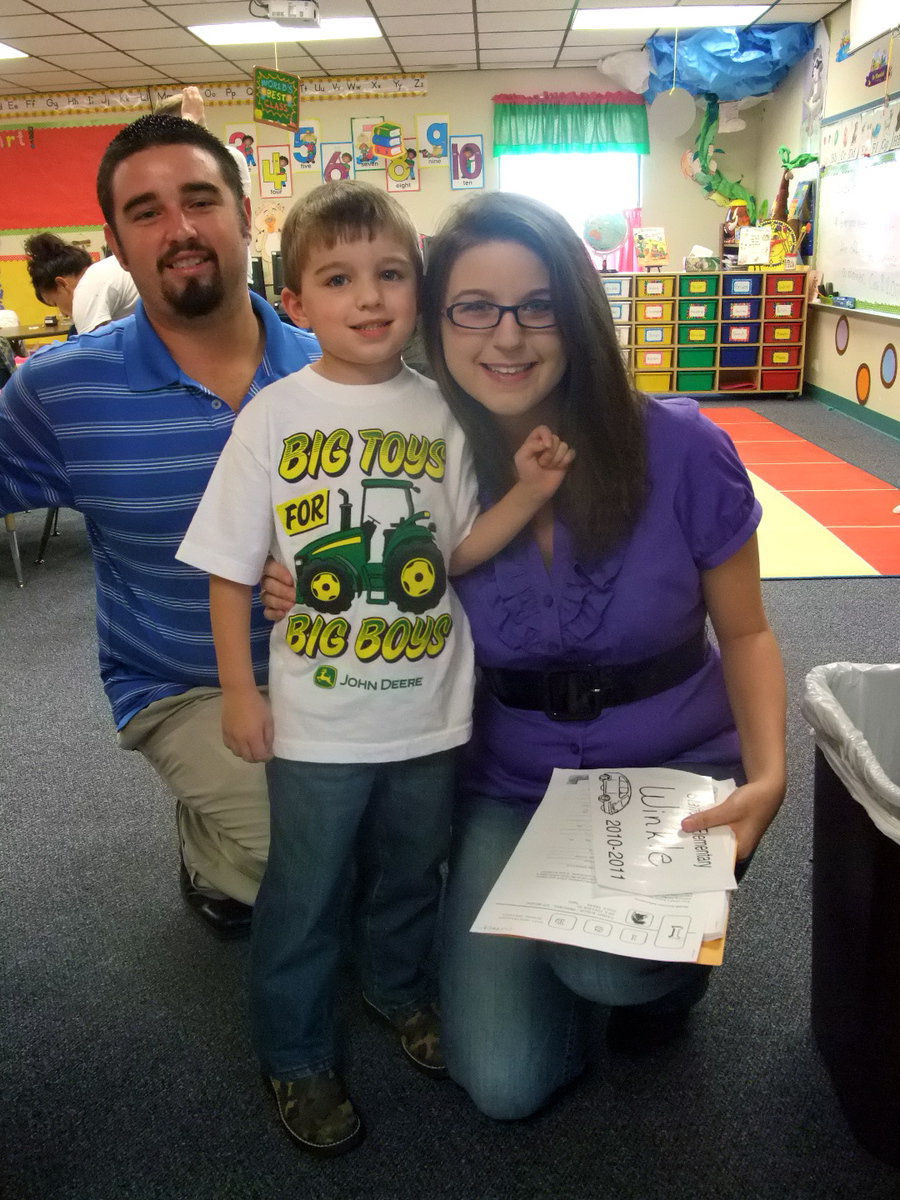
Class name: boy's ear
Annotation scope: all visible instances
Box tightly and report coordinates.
[280,287,311,329]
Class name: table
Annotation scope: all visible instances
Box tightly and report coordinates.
[2,319,73,343]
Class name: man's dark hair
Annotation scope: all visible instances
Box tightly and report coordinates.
[24,232,92,300]
[97,114,244,231]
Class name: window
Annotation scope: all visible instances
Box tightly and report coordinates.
[498,151,641,240]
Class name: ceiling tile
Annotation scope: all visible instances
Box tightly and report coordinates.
[40,52,141,69]
[0,14,81,37]
[479,48,556,63]
[101,29,206,50]
[0,2,48,15]
[159,2,254,22]
[478,10,573,33]
[372,1,471,12]
[0,68,96,86]
[67,11,180,33]
[30,0,149,8]
[750,3,830,17]
[81,66,176,82]
[395,52,478,65]
[389,34,476,50]
[380,14,474,35]
[132,46,227,65]
[310,55,402,68]
[478,32,563,48]
[475,0,575,9]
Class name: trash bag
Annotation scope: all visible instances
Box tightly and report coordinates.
[800,662,900,844]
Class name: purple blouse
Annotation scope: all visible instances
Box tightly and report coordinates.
[453,396,762,803]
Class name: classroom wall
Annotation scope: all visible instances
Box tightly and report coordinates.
[0,65,758,324]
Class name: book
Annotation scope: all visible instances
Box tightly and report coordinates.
[633,227,669,269]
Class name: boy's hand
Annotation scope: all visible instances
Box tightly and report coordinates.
[180,86,205,124]
[260,557,295,622]
[514,425,575,504]
[221,688,274,763]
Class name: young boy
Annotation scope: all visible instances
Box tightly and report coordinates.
[177,181,571,1156]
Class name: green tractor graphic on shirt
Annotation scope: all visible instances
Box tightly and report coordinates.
[293,479,446,615]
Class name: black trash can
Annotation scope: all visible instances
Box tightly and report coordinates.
[802,663,900,1168]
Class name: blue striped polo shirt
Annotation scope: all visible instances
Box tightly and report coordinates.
[0,293,320,729]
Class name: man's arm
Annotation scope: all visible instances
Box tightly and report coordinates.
[210,574,274,764]
[0,365,75,513]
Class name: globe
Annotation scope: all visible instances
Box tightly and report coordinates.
[583,212,629,270]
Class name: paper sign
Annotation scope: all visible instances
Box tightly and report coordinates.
[253,66,300,131]
[737,225,772,265]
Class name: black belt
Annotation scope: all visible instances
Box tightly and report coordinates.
[481,630,708,722]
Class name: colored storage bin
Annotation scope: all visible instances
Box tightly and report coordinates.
[634,371,672,392]
[764,297,803,320]
[719,345,759,367]
[723,273,762,296]
[764,321,803,343]
[635,348,673,370]
[678,274,718,296]
[608,299,631,322]
[678,298,718,322]
[722,297,761,321]
[636,275,675,298]
[634,323,674,346]
[676,346,716,368]
[765,273,805,296]
[761,368,801,390]
[676,370,716,391]
[762,344,801,367]
[614,324,631,347]
[722,321,760,345]
[635,300,674,323]
[676,322,716,345]
[601,275,631,298]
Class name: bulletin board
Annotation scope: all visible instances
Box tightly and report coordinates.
[815,152,900,311]
[0,124,125,233]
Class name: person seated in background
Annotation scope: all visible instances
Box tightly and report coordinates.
[24,233,138,335]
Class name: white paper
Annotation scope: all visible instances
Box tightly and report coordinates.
[590,768,737,896]
[737,225,772,266]
[470,770,731,964]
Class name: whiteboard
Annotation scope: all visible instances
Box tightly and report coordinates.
[815,153,900,309]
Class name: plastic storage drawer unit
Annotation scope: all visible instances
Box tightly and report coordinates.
[635,300,674,323]
[633,371,672,391]
[762,345,801,367]
[634,324,674,346]
[614,325,631,347]
[608,300,631,322]
[764,297,803,320]
[765,272,805,295]
[636,275,675,298]
[675,370,716,391]
[678,274,718,296]
[764,321,803,343]
[722,297,761,321]
[676,323,716,345]
[721,322,760,344]
[723,274,762,296]
[719,345,759,367]
[678,298,718,321]
[602,276,631,298]
[676,346,716,368]
[761,368,801,390]
[635,348,673,370]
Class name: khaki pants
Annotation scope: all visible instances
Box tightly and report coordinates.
[118,687,269,906]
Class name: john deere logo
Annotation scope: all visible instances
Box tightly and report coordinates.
[314,666,337,689]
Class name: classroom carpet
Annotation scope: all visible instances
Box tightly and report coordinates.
[702,407,900,579]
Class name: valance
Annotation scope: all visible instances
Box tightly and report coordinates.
[492,91,649,155]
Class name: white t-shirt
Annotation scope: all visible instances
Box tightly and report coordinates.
[72,256,139,333]
[178,364,479,764]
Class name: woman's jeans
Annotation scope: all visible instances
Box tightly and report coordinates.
[251,751,455,1081]
[441,763,743,1120]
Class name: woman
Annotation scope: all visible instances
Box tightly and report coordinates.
[262,191,786,1121]
[419,192,786,1120]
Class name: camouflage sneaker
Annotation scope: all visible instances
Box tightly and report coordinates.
[363,997,448,1078]
[266,1071,364,1156]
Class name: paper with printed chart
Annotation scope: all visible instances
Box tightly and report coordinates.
[470,769,733,964]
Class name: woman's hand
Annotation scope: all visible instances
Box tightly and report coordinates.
[221,687,274,763]
[681,777,786,861]
[514,425,575,505]
[260,557,295,621]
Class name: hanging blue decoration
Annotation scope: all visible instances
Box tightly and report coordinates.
[645,24,815,104]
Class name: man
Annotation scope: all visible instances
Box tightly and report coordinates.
[0,115,320,936]
[24,231,139,334]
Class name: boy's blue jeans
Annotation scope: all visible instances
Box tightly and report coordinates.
[251,751,455,1081]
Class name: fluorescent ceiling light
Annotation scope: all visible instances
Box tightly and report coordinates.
[0,42,28,59]
[573,6,769,31]
[190,18,380,45]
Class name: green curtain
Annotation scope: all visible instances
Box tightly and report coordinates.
[492,91,649,156]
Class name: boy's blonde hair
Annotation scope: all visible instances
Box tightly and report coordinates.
[281,180,422,294]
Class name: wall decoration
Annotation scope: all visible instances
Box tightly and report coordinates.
[298,74,426,101]
[351,115,385,170]
[371,121,403,160]
[292,121,320,170]
[0,82,254,121]
[836,32,851,62]
[880,344,897,388]
[864,50,890,88]
[417,115,450,167]
[258,143,293,199]
[225,124,258,167]
[386,139,420,193]
[254,201,286,264]
[449,135,484,190]
[800,30,828,155]
[856,362,871,404]
[320,142,355,182]
[253,67,300,131]
[891,100,900,150]
[835,314,850,355]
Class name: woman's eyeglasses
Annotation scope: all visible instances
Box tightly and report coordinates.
[444,299,556,330]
